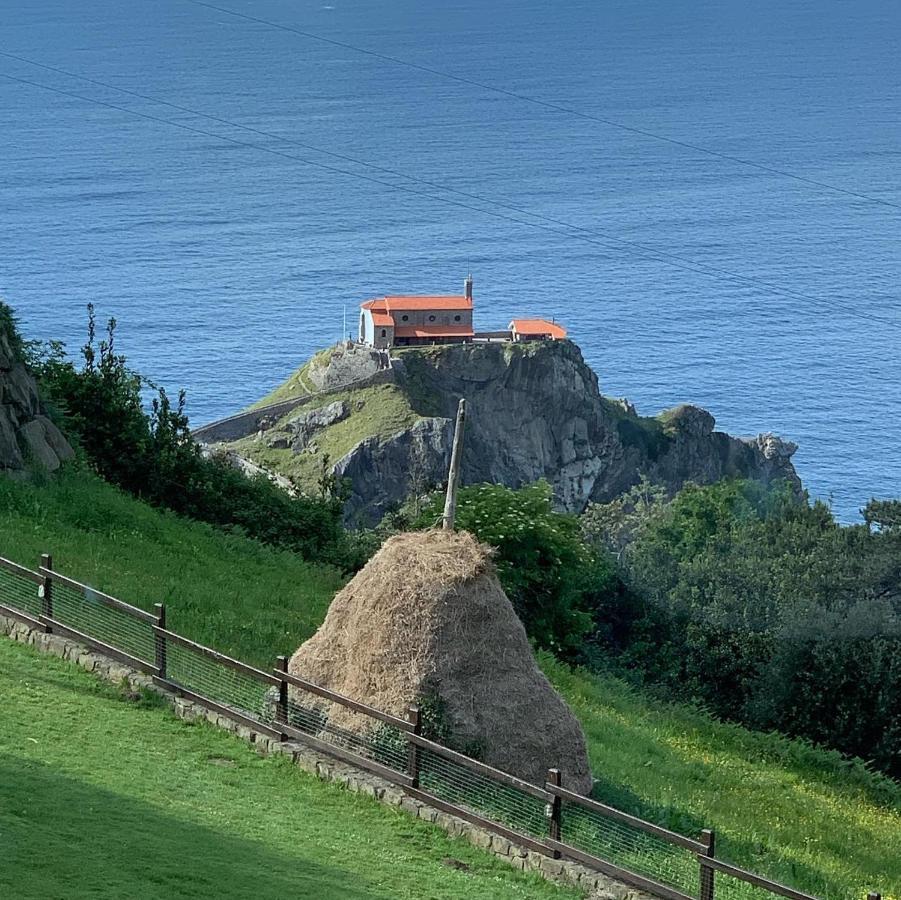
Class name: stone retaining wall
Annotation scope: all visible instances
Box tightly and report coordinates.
[0,613,656,900]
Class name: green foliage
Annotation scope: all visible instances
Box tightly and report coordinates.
[414,482,617,656]
[26,305,356,569]
[610,479,901,777]
[615,416,670,460]
[581,475,667,556]
[0,300,25,358]
[864,497,901,532]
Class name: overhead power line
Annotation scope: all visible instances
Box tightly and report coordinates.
[185,0,901,213]
[4,49,890,301]
[1,65,898,332]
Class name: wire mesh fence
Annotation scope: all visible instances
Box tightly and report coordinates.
[713,873,780,900]
[0,550,835,900]
[164,639,274,722]
[418,746,549,839]
[0,560,42,618]
[284,695,410,774]
[50,579,156,666]
[561,800,700,897]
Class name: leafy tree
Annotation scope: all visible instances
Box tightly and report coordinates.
[581,475,667,557]
[0,301,25,357]
[864,498,901,533]
[606,478,901,775]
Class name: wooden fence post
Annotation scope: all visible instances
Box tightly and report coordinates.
[39,553,53,633]
[547,768,562,858]
[442,399,466,531]
[407,705,422,788]
[154,603,167,679]
[275,656,289,732]
[700,828,716,900]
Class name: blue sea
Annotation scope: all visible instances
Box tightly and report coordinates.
[2,0,899,520]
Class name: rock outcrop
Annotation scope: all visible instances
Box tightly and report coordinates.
[286,400,349,448]
[344,342,798,523]
[307,343,387,392]
[0,323,74,475]
[333,417,454,523]
[209,340,801,525]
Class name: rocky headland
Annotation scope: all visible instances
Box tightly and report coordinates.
[195,340,800,525]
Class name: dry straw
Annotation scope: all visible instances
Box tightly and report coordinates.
[289,529,593,792]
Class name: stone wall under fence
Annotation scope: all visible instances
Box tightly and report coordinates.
[0,613,654,900]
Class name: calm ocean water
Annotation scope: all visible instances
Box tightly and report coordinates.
[1,0,899,519]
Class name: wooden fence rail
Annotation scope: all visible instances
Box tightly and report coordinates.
[39,565,157,624]
[697,858,822,900]
[0,550,866,900]
[279,667,413,731]
[546,782,708,853]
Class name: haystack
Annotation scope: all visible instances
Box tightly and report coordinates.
[288,529,593,794]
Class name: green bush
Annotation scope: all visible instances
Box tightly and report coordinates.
[25,305,356,568]
[414,482,619,656]
[607,479,901,776]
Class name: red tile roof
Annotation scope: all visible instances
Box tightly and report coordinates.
[371,312,393,327]
[394,324,475,338]
[510,318,567,339]
[363,295,473,312]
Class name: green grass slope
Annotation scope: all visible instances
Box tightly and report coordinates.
[0,468,345,662]
[0,469,897,899]
[541,657,899,900]
[234,382,421,493]
[0,638,572,900]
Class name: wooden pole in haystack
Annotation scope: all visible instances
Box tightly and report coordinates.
[442,398,467,531]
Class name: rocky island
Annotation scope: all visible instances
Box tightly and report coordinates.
[194,340,800,525]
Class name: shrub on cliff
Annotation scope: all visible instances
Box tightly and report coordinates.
[0,301,24,358]
[26,306,351,566]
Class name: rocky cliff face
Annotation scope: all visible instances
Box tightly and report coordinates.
[374,342,800,519]
[0,325,74,475]
[213,340,800,525]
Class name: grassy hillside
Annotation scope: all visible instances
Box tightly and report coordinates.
[0,469,897,899]
[0,468,345,662]
[234,382,421,493]
[541,657,899,900]
[0,638,571,900]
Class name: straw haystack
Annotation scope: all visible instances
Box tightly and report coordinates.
[288,529,593,793]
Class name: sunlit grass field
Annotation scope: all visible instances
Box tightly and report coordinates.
[541,657,899,900]
[0,468,897,899]
[0,638,571,900]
